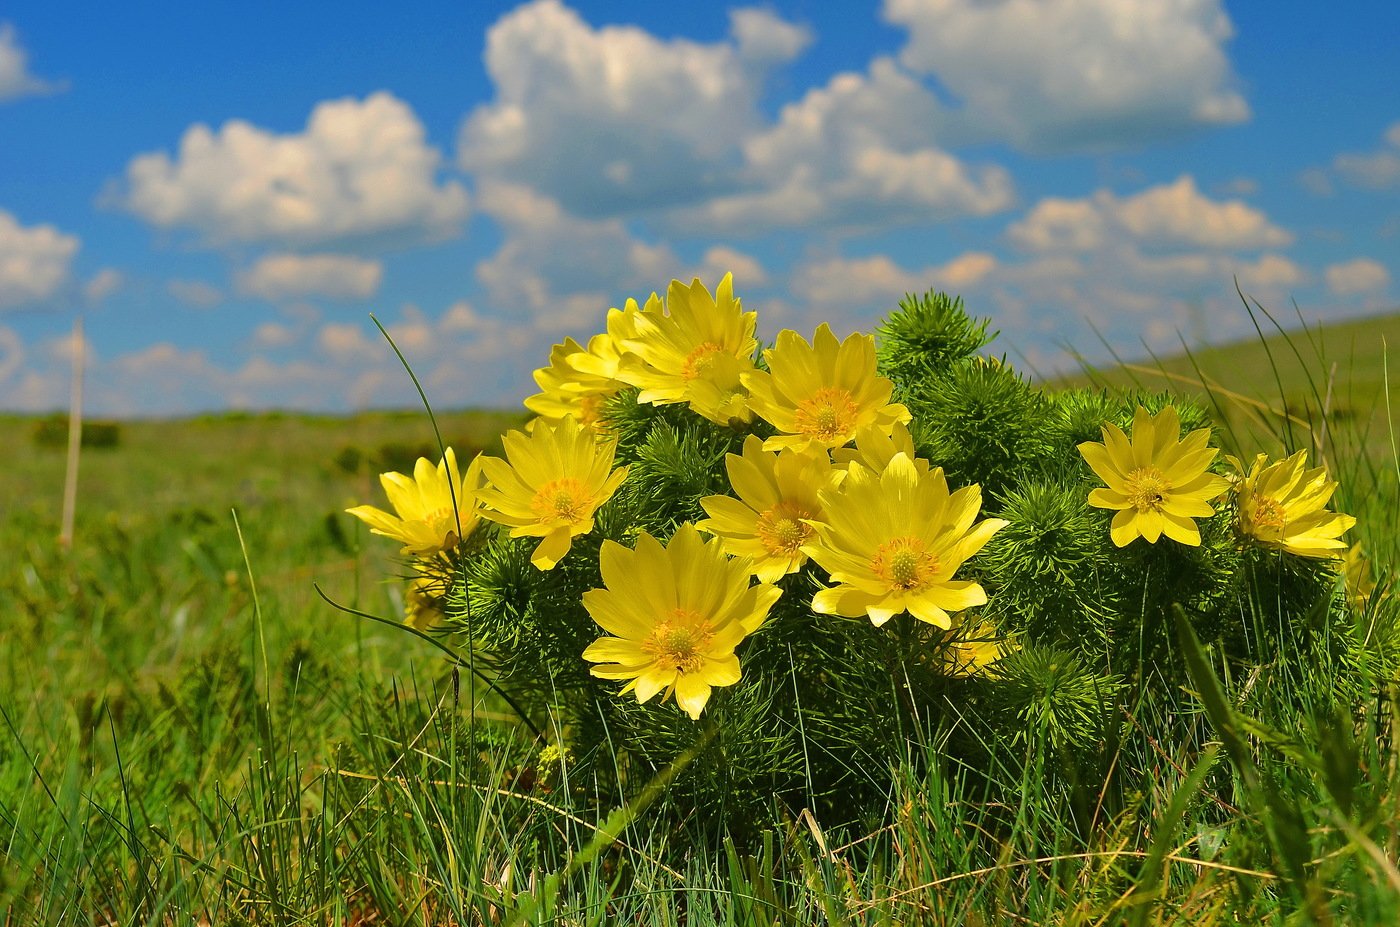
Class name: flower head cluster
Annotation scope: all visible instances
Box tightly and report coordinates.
[347,271,1366,744]
[698,436,835,582]
[1228,449,1355,558]
[346,447,483,556]
[803,454,1007,628]
[744,323,911,453]
[524,302,640,429]
[1079,406,1229,547]
[616,274,758,425]
[582,525,780,719]
[475,416,628,570]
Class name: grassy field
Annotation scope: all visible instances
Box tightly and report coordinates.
[3,318,1399,923]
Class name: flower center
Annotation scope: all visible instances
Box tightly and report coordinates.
[577,393,607,428]
[1126,467,1171,513]
[681,342,726,381]
[1252,496,1287,531]
[755,500,815,557]
[424,506,461,547]
[643,611,713,674]
[793,387,860,444]
[871,536,938,591]
[530,478,593,525]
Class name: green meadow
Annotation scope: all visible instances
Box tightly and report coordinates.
[3,311,1399,924]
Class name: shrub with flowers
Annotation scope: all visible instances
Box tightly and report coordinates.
[345,274,1374,834]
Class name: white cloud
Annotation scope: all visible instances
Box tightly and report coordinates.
[116,92,469,246]
[317,321,383,363]
[692,246,767,289]
[459,1,808,218]
[474,181,678,332]
[1115,177,1291,249]
[1325,258,1391,297]
[461,3,1008,235]
[237,253,383,301]
[83,268,123,304]
[1298,167,1333,197]
[168,279,224,308]
[792,251,998,310]
[1235,254,1306,292]
[252,321,297,348]
[45,326,95,364]
[730,7,814,64]
[672,57,1013,234]
[1332,121,1400,191]
[1009,176,1291,252]
[0,23,61,102]
[0,325,23,382]
[885,0,1248,151]
[0,208,79,309]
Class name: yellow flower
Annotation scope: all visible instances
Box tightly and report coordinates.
[404,576,446,631]
[943,619,1017,677]
[831,420,928,476]
[804,454,1007,628]
[582,524,780,719]
[1078,406,1229,547]
[346,447,483,556]
[475,416,628,570]
[617,274,757,425]
[1228,450,1355,558]
[743,323,910,454]
[523,333,627,429]
[1342,543,1377,608]
[697,435,834,582]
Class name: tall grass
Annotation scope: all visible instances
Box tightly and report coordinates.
[2,314,1399,924]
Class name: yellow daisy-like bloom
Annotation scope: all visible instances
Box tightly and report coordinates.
[803,454,1007,628]
[743,323,911,454]
[582,524,781,719]
[403,576,446,631]
[831,420,928,476]
[523,333,627,429]
[943,619,1017,677]
[1078,406,1230,547]
[572,299,644,379]
[617,274,757,425]
[475,416,628,570]
[1341,543,1377,608]
[697,435,835,582]
[1228,450,1355,558]
[346,447,483,556]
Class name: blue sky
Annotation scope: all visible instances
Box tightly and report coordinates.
[0,0,1396,415]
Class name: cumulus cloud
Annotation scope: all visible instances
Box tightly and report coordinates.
[459,1,809,218]
[0,23,62,102]
[792,251,997,312]
[168,279,224,308]
[252,321,297,348]
[692,246,767,289]
[1325,258,1391,297]
[0,208,79,309]
[83,268,123,304]
[1009,176,1291,252]
[0,325,22,382]
[3,295,551,414]
[115,92,469,246]
[237,253,383,301]
[1331,122,1400,191]
[672,57,1013,234]
[473,181,679,332]
[884,0,1248,151]
[461,2,1008,235]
